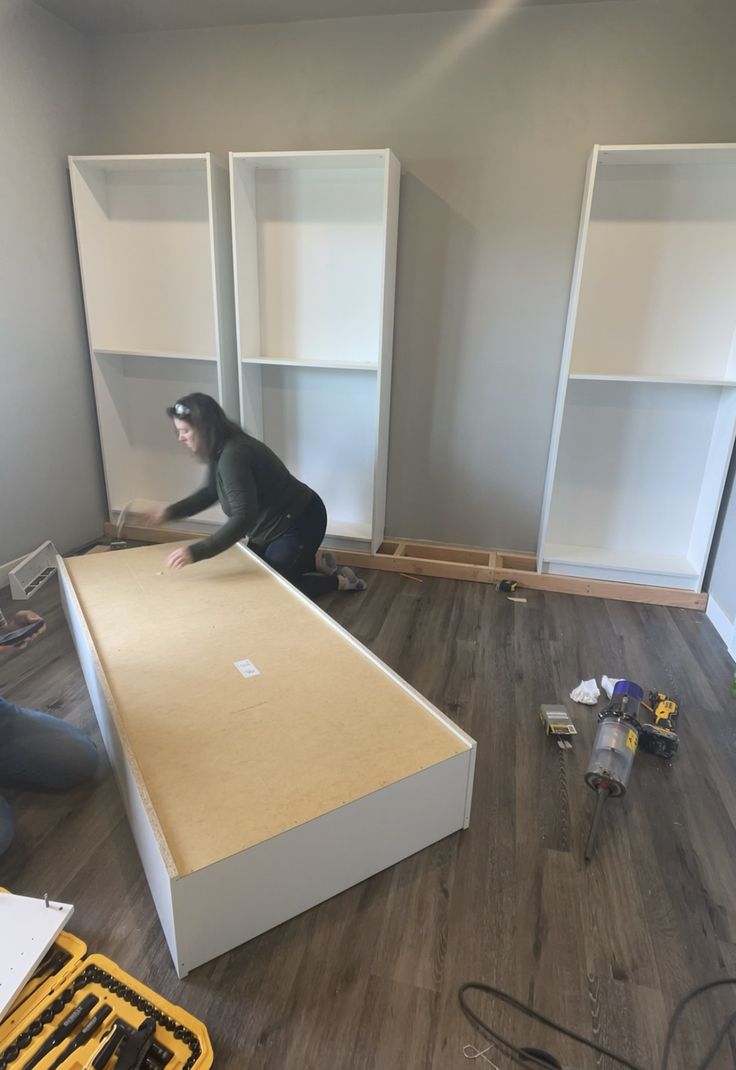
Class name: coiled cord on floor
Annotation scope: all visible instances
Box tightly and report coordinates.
[459,977,736,1070]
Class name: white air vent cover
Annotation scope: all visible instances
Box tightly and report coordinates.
[9,541,58,600]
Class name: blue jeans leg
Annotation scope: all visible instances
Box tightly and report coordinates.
[0,796,15,856]
[260,493,339,600]
[0,696,98,793]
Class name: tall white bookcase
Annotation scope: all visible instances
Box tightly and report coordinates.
[229,150,400,553]
[539,145,736,592]
[69,154,238,527]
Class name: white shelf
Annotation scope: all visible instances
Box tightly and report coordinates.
[240,357,377,372]
[569,373,736,388]
[110,501,225,528]
[543,543,698,579]
[327,519,373,542]
[96,347,218,363]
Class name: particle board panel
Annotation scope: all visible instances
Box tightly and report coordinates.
[59,544,475,975]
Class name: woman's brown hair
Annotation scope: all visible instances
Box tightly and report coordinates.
[166,393,244,462]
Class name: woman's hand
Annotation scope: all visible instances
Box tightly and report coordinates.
[0,611,46,655]
[141,505,170,526]
[167,546,194,570]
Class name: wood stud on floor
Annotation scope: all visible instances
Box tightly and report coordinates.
[339,539,709,611]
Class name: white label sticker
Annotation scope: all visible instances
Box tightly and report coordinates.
[234,659,260,679]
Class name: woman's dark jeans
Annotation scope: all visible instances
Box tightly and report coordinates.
[254,493,339,600]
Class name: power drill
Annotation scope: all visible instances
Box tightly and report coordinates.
[639,691,679,759]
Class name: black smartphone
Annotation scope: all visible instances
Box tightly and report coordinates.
[0,619,44,646]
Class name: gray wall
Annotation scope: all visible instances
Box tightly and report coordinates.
[0,0,105,564]
[87,0,736,553]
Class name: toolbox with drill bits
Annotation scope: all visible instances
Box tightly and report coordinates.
[0,925,212,1070]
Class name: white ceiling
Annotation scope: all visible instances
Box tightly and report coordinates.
[33,0,626,35]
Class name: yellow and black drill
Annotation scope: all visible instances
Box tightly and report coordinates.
[639,691,680,759]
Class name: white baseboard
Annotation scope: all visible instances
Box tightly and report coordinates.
[706,594,736,663]
[0,556,25,592]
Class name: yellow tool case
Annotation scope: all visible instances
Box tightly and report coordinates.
[0,927,213,1070]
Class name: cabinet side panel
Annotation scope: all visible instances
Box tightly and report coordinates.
[57,558,180,970]
[538,148,599,568]
[690,388,736,585]
[208,158,239,419]
[172,750,473,975]
[372,152,400,552]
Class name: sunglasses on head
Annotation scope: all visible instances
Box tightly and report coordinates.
[166,402,192,418]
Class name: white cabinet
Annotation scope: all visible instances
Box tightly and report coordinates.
[539,145,736,591]
[69,154,238,524]
[229,150,400,553]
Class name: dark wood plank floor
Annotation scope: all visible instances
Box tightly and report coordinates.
[2,566,736,1069]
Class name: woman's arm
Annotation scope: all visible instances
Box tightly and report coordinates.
[166,467,218,521]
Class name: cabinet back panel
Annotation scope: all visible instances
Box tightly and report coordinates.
[571,162,736,381]
[546,380,720,558]
[260,366,377,540]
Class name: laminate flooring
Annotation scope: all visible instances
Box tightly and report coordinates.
[1,565,736,1069]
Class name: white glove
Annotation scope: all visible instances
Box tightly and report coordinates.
[601,675,622,699]
[570,678,600,704]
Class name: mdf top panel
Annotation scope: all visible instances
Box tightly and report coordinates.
[63,545,471,877]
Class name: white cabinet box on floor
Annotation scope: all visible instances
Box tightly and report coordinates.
[59,544,475,977]
[539,144,736,591]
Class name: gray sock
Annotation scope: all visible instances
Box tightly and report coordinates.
[318,550,338,576]
[337,566,367,592]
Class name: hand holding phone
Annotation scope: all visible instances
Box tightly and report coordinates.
[0,613,45,650]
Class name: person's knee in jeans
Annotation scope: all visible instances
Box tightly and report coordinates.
[0,699,97,793]
[45,729,98,791]
[263,537,304,583]
[31,718,98,792]
[0,797,15,857]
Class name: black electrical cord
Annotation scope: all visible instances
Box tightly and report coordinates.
[691,1011,736,1070]
[662,978,736,1070]
[459,977,736,1070]
[459,982,645,1070]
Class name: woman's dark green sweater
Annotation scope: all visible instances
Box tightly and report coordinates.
[166,433,312,562]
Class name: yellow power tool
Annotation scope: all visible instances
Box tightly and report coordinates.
[639,691,680,759]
